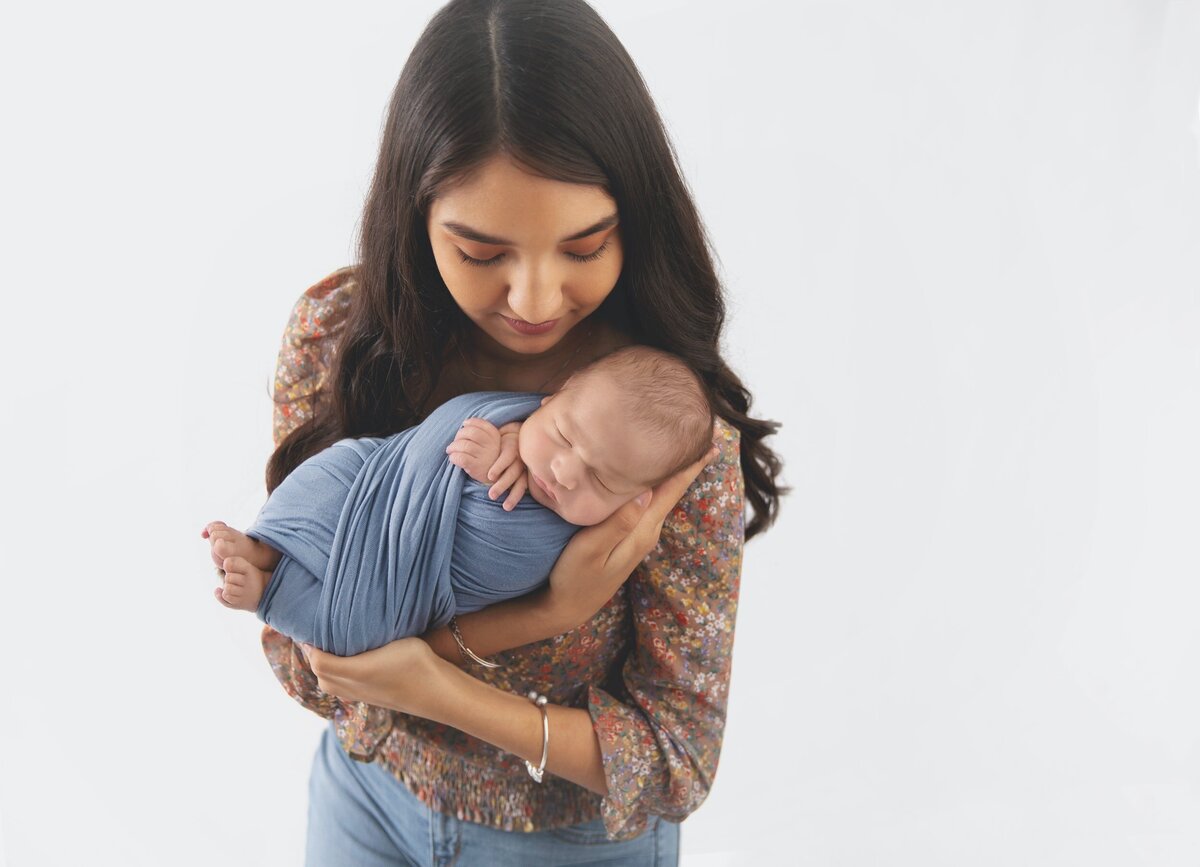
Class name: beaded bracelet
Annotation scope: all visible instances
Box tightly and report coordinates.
[448,615,502,669]
[525,691,549,783]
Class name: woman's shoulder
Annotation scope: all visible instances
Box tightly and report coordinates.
[281,266,358,345]
[691,414,742,516]
[303,265,358,302]
[712,415,740,455]
[271,267,359,443]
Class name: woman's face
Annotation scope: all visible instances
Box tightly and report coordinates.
[426,153,624,358]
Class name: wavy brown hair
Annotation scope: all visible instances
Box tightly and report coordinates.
[267,0,786,540]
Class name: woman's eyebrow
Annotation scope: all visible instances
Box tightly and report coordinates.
[441,213,618,246]
[560,214,619,242]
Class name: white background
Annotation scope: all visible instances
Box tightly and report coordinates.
[2,1,1198,864]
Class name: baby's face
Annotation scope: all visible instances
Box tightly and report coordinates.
[519,374,665,526]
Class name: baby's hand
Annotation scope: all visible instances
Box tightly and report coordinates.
[446,419,528,510]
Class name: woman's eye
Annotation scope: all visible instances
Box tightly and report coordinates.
[565,239,611,264]
[458,241,610,267]
[457,249,505,267]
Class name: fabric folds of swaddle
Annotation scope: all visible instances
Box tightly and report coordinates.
[245,391,578,657]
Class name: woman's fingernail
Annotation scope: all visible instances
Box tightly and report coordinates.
[635,491,652,507]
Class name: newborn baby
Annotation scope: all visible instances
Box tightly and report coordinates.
[206,345,715,631]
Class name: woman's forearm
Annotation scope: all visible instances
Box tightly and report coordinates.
[423,588,573,664]
[426,657,609,796]
[299,634,606,793]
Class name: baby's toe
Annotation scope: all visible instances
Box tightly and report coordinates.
[212,538,232,563]
[202,520,230,539]
[210,530,242,559]
[229,536,256,558]
[222,556,250,579]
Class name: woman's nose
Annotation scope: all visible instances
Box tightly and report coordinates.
[507,260,564,324]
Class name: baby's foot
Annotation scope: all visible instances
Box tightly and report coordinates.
[202,520,281,573]
[212,554,270,612]
[201,520,281,612]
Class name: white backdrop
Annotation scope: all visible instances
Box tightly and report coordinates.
[2,1,1198,864]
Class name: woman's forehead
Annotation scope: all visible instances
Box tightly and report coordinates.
[429,155,616,240]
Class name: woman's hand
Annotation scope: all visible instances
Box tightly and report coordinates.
[298,636,445,717]
[544,442,721,629]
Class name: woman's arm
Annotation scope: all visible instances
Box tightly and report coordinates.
[300,635,611,793]
[301,441,724,793]
[257,271,698,755]
[584,419,744,837]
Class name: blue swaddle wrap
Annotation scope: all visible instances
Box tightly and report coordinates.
[244,391,579,657]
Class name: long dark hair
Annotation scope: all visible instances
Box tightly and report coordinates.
[267,0,786,539]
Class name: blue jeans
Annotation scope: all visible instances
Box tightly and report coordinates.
[305,725,681,866]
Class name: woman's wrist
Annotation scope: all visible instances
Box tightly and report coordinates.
[424,660,608,795]
[422,589,577,665]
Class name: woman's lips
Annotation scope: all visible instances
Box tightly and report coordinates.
[502,315,558,335]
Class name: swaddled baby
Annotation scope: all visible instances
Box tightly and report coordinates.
[204,345,715,652]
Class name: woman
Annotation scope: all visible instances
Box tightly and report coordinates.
[259,0,784,862]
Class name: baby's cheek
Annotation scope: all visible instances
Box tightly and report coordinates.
[567,495,612,528]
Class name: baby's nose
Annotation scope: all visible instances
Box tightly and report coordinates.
[551,454,579,490]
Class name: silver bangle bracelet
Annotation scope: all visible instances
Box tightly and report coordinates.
[448,615,502,669]
[525,691,549,783]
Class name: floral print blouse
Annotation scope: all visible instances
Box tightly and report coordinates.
[259,266,745,841]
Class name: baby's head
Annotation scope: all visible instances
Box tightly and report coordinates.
[519,345,715,526]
